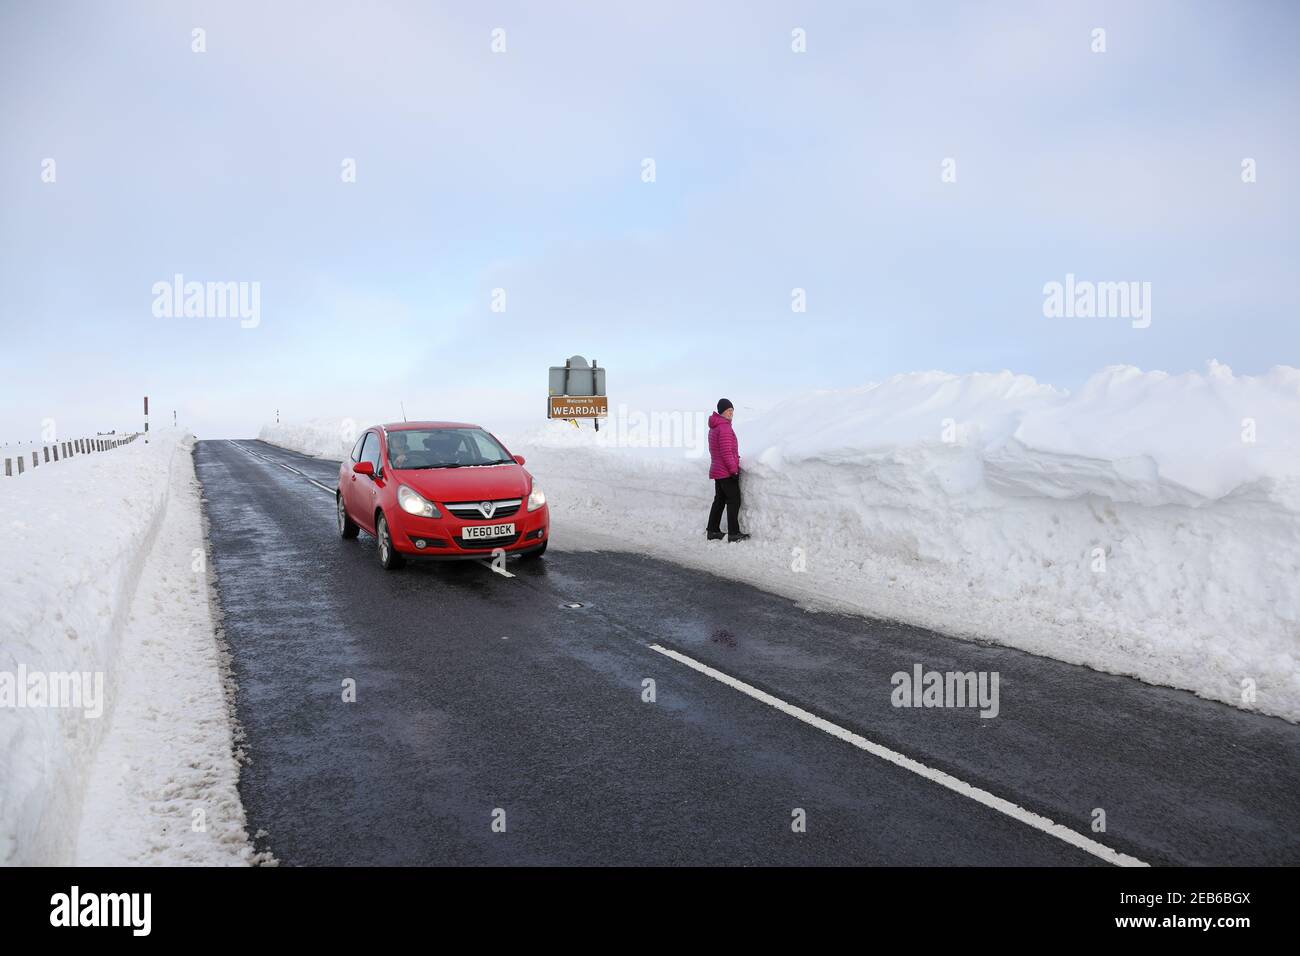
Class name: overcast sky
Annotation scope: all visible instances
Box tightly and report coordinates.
[2,0,1297,441]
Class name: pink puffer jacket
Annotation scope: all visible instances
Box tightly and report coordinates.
[708,412,740,479]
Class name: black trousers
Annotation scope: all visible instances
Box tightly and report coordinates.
[707,475,742,534]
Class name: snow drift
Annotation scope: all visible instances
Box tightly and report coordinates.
[261,362,1300,721]
[0,431,251,864]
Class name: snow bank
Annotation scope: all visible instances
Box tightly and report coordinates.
[260,419,361,463]
[262,362,1300,721]
[0,431,253,864]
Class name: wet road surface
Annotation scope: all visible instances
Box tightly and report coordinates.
[194,439,1300,866]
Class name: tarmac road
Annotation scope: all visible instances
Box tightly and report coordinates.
[194,439,1300,866]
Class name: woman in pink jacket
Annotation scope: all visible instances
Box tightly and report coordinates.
[706,399,749,541]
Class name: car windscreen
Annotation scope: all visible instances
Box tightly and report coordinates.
[386,428,513,469]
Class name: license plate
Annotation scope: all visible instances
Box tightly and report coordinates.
[461,522,516,540]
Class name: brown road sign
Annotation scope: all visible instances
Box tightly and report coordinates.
[548,395,608,419]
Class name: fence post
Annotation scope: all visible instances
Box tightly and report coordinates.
[17,456,24,474]
[32,452,38,469]
[43,447,49,463]
[4,459,10,477]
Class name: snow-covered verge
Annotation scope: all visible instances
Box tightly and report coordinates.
[0,430,254,864]
[259,418,361,463]
[261,362,1300,722]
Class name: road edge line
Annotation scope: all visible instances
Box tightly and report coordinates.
[647,642,1148,868]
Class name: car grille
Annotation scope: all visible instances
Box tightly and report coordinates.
[445,499,521,520]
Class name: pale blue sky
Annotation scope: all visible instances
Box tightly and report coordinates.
[2,0,1297,441]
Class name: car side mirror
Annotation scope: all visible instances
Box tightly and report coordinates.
[513,455,526,466]
[353,461,375,477]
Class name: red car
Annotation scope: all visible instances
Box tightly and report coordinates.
[337,422,549,569]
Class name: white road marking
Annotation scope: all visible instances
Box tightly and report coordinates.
[478,559,515,578]
[647,643,1149,868]
[228,441,335,497]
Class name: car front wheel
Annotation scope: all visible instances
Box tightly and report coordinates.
[376,513,404,570]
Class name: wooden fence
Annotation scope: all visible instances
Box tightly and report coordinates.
[3,432,143,478]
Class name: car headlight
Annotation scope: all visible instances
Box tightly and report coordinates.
[527,485,547,511]
[398,485,440,518]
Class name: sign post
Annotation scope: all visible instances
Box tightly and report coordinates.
[547,356,607,430]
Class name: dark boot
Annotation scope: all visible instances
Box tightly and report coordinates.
[706,531,725,540]
[728,532,751,542]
